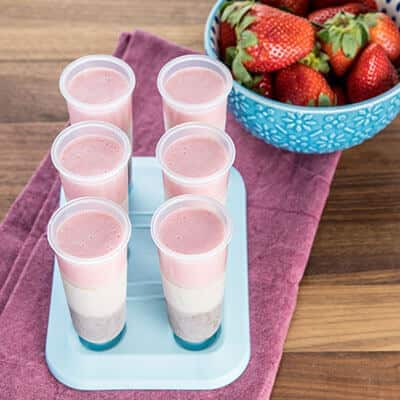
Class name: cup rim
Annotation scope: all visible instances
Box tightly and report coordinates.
[59,54,136,111]
[155,122,236,185]
[150,194,232,260]
[51,120,131,184]
[47,197,132,265]
[156,54,233,112]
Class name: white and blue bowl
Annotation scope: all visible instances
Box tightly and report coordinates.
[204,0,400,153]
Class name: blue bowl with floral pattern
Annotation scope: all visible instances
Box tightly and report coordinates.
[204,0,400,153]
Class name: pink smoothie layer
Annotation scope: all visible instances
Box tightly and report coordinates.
[56,211,127,288]
[163,134,228,178]
[58,134,128,207]
[60,135,123,176]
[162,67,228,130]
[157,207,227,288]
[161,134,230,203]
[66,67,133,140]
[165,67,226,105]
[67,67,128,104]
[57,211,123,258]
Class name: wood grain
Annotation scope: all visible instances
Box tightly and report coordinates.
[272,353,400,400]
[1,1,400,399]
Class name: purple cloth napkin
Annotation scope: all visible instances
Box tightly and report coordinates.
[0,31,340,399]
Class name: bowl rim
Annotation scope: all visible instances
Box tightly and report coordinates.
[204,0,400,114]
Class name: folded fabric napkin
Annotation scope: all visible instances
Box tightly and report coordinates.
[0,30,340,399]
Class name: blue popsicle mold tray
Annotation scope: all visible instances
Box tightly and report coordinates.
[46,157,250,391]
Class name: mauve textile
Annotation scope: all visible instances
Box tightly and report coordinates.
[0,31,340,399]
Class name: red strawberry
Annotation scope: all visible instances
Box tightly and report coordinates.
[311,0,377,11]
[347,43,399,103]
[332,85,347,105]
[318,12,375,76]
[221,2,315,86]
[219,21,237,63]
[308,3,369,25]
[259,0,309,16]
[394,55,400,69]
[252,73,274,97]
[369,13,400,62]
[275,63,336,106]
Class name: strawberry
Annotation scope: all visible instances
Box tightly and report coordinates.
[311,0,377,11]
[252,73,274,97]
[259,0,309,16]
[369,13,400,62]
[347,43,399,103]
[219,21,237,63]
[275,63,336,106]
[317,12,375,76]
[308,3,369,25]
[332,85,347,105]
[221,1,315,86]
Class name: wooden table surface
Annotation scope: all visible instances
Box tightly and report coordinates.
[1,1,400,398]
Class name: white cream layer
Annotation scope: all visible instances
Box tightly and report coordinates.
[162,273,225,314]
[62,266,127,317]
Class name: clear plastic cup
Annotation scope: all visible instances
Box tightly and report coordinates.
[151,195,232,350]
[157,55,233,130]
[156,122,236,204]
[59,55,135,143]
[51,121,131,212]
[47,197,132,350]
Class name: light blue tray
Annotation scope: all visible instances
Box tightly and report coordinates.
[46,157,250,391]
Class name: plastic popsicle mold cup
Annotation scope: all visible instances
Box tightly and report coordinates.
[59,54,135,143]
[156,122,236,204]
[47,197,131,350]
[151,195,232,350]
[157,55,232,130]
[51,121,131,212]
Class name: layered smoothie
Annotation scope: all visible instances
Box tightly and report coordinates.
[60,55,135,143]
[157,123,235,204]
[157,55,232,130]
[47,198,131,350]
[51,121,130,211]
[151,196,232,350]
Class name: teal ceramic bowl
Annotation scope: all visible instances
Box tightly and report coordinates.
[204,0,400,153]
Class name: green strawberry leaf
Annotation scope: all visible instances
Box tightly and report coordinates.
[318,12,373,58]
[359,21,371,44]
[318,93,333,107]
[342,32,357,58]
[238,15,256,32]
[228,3,253,26]
[318,29,330,43]
[332,33,342,53]
[221,3,238,22]
[219,1,233,16]
[355,27,362,48]
[300,45,330,74]
[252,74,262,87]
[363,12,378,28]
[239,30,257,48]
[232,51,253,86]
[225,46,237,66]
[307,99,316,106]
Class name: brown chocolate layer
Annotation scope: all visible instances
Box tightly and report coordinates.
[69,303,126,344]
[166,301,222,343]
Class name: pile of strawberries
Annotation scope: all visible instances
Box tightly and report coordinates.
[218,0,400,106]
